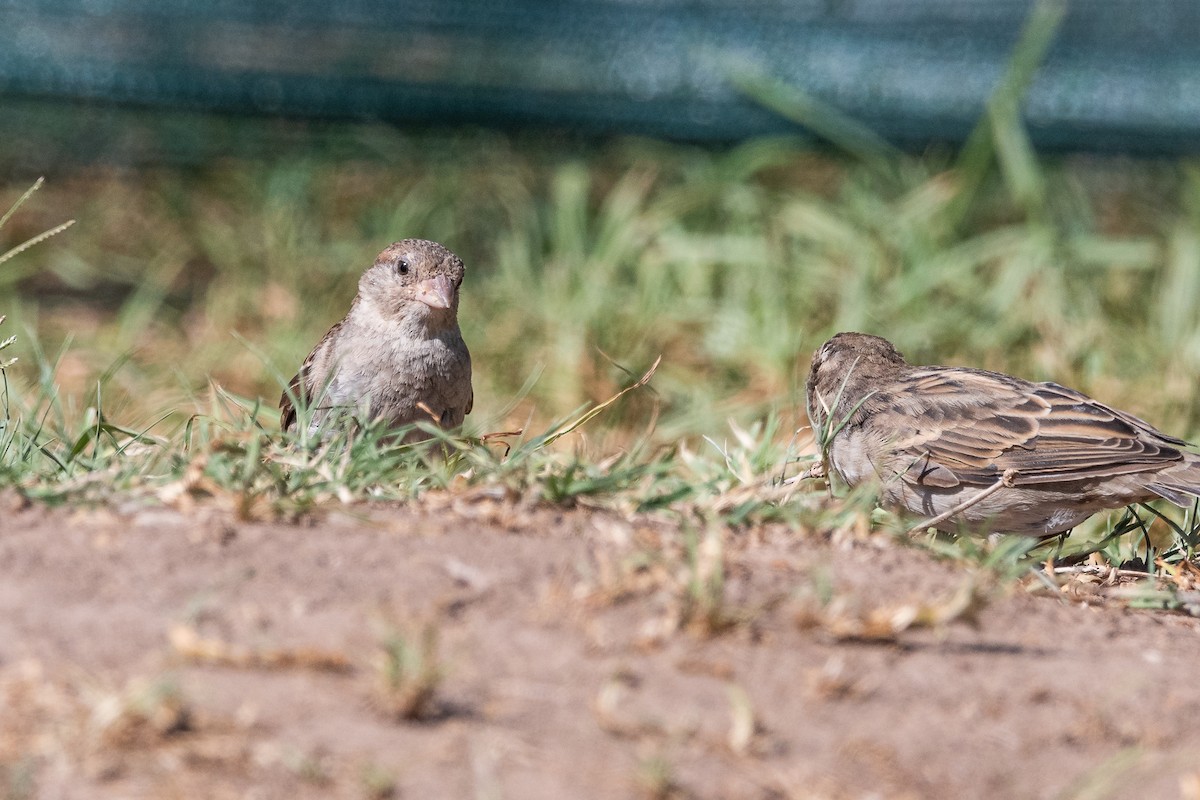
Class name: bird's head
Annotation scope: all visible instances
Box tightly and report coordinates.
[809,332,908,385]
[806,332,908,428]
[359,239,465,328]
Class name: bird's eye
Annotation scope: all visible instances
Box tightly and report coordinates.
[397,259,410,274]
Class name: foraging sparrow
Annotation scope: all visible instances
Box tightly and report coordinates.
[806,332,1200,537]
[280,239,472,438]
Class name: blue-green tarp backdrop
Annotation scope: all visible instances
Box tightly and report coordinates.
[2,0,1199,153]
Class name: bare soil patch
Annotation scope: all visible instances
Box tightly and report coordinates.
[3,496,1200,799]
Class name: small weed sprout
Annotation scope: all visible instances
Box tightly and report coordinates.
[0,176,74,384]
[373,622,443,721]
[1,179,76,490]
[678,525,732,636]
[636,753,680,800]
[360,763,399,800]
[0,759,36,800]
[88,676,191,749]
[726,684,759,756]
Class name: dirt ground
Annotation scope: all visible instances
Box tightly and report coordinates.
[4,492,1200,800]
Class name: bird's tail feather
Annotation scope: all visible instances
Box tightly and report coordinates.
[1148,482,1198,507]
[1148,454,1200,507]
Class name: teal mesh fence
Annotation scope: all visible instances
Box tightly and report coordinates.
[1,1,1199,152]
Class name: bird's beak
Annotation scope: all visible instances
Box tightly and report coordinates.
[414,274,456,310]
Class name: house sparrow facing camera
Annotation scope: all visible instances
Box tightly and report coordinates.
[806,332,1200,537]
[280,239,473,439]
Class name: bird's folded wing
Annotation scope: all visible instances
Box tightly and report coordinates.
[279,321,341,432]
[882,368,1187,487]
[279,369,310,432]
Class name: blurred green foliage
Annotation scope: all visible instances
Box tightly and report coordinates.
[2,123,1198,445]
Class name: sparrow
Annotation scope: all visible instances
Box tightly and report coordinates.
[280,239,473,439]
[805,332,1200,537]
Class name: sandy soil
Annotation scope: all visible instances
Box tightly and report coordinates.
[3,493,1200,800]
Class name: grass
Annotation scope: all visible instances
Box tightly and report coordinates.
[372,621,444,722]
[7,134,1194,440]
[5,76,1200,588]
[88,675,191,749]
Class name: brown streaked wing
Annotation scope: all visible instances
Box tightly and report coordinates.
[279,371,303,432]
[278,318,343,432]
[1042,381,1192,448]
[882,368,1046,475]
[886,368,1186,486]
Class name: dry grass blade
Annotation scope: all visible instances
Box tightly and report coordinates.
[907,468,1019,535]
[169,624,354,673]
[0,220,75,267]
[0,315,15,369]
[541,355,660,446]
[798,577,991,641]
[0,176,43,230]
